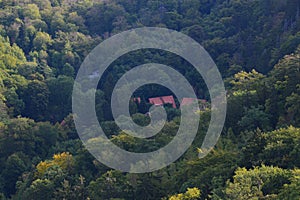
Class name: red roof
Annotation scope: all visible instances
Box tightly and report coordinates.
[181,98,207,107]
[149,95,176,108]
[181,98,197,106]
[133,97,141,104]
[60,120,66,126]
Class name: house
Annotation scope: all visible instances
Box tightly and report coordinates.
[133,96,208,111]
[181,98,198,106]
[133,97,141,104]
[148,95,177,108]
[180,98,208,111]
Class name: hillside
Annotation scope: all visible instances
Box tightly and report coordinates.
[0,0,300,199]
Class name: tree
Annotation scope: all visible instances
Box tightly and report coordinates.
[17,62,38,79]
[285,85,300,126]
[181,147,240,199]
[21,4,41,20]
[88,170,133,199]
[0,99,8,121]
[86,3,127,35]
[163,12,182,30]
[46,76,74,122]
[241,126,300,168]
[23,179,54,200]
[61,63,74,77]
[167,188,201,200]
[0,36,26,70]
[265,46,300,126]
[259,126,300,168]
[1,153,28,197]
[34,122,59,157]
[33,32,52,51]
[278,169,300,199]
[3,88,24,116]
[1,118,36,157]
[183,24,205,43]
[95,89,106,121]
[54,176,88,200]
[225,165,290,200]
[238,106,271,132]
[230,69,265,92]
[50,12,67,34]
[36,152,74,177]
[21,80,49,121]
[226,70,266,132]
[67,12,85,30]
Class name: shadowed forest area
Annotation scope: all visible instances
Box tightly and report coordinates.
[0,0,300,199]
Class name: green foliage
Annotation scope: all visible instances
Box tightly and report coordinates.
[1,153,28,196]
[238,106,271,132]
[46,75,74,122]
[88,170,133,200]
[33,32,52,51]
[0,99,8,121]
[260,126,300,168]
[278,169,300,199]
[265,46,300,126]
[0,0,300,199]
[36,152,74,177]
[230,70,265,92]
[242,126,300,169]
[54,176,88,200]
[3,88,24,116]
[21,80,49,121]
[167,187,201,200]
[286,90,300,126]
[225,165,291,200]
[23,179,54,200]
[0,36,26,70]
[181,147,240,199]
[21,4,41,20]
[86,3,127,35]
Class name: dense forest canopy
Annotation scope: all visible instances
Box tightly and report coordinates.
[0,0,300,199]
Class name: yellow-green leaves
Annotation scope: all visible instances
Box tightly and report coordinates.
[168,187,201,200]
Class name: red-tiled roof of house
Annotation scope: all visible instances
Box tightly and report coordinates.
[181,98,207,108]
[149,95,176,108]
[149,97,163,106]
[60,120,66,126]
[181,98,197,106]
[133,97,141,104]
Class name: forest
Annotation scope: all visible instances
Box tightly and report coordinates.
[0,0,300,199]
